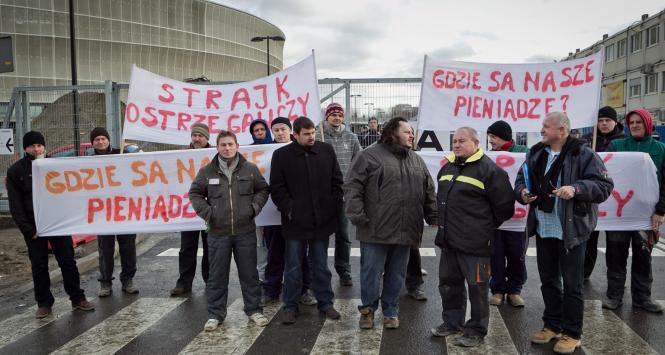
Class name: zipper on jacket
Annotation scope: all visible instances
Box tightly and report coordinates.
[229,180,234,235]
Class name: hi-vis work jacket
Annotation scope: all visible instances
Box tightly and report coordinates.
[435,149,515,256]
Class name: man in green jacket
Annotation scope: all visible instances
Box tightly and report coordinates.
[486,121,528,308]
[604,108,665,313]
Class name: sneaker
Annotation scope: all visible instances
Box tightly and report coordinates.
[383,316,399,329]
[300,292,318,306]
[72,299,95,312]
[553,335,581,354]
[340,277,353,287]
[407,287,428,301]
[122,280,139,294]
[98,284,112,298]
[633,299,664,313]
[507,294,525,307]
[489,293,504,306]
[421,268,428,276]
[35,306,52,319]
[452,334,484,347]
[204,319,219,331]
[170,286,192,297]
[531,328,562,344]
[320,307,341,320]
[359,308,374,329]
[602,298,623,310]
[281,310,297,325]
[431,323,462,337]
[249,312,270,327]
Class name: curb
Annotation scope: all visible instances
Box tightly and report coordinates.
[13,234,162,297]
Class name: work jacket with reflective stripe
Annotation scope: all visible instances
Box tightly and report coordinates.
[435,149,516,256]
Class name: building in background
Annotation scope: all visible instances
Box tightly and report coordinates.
[565,10,665,123]
[0,0,285,89]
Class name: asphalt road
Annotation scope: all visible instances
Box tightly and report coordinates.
[0,227,663,355]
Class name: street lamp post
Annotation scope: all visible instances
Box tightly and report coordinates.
[350,94,361,122]
[251,35,285,76]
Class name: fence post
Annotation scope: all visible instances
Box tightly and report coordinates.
[105,80,121,148]
[14,90,23,156]
[344,81,351,126]
[21,90,30,133]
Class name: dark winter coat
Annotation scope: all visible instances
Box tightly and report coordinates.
[582,124,625,152]
[7,155,39,238]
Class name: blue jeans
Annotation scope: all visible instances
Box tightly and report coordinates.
[283,238,334,312]
[206,232,262,321]
[334,207,352,279]
[359,242,410,317]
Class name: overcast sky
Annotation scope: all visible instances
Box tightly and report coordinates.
[219,0,665,78]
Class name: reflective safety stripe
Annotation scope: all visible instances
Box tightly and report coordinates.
[438,174,485,189]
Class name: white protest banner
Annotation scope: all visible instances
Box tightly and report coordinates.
[123,54,321,146]
[33,144,286,236]
[417,51,603,133]
[418,151,658,232]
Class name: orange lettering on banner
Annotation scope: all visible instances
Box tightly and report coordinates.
[240,150,267,175]
[45,171,65,194]
[149,161,168,184]
[64,171,83,192]
[45,167,123,194]
[131,161,168,186]
[131,161,148,186]
[176,158,196,183]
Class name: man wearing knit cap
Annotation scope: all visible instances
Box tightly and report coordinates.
[316,102,361,286]
[7,131,95,318]
[171,123,212,296]
[604,109,665,313]
[582,106,624,280]
[485,121,528,308]
[87,127,139,297]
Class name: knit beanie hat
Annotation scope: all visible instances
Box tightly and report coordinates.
[271,116,292,130]
[487,121,513,141]
[325,103,344,118]
[191,123,210,140]
[89,127,110,144]
[598,106,618,121]
[23,131,45,149]
[626,108,654,136]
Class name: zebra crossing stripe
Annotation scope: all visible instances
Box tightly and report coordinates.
[310,299,383,355]
[157,248,439,257]
[446,305,519,355]
[0,298,82,347]
[582,300,659,355]
[50,297,185,355]
[179,299,280,354]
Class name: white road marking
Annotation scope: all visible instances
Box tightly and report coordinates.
[525,247,664,257]
[446,305,519,355]
[157,247,438,257]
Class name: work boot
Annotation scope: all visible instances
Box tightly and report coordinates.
[35,306,52,319]
[300,291,318,306]
[489,293,504,306]
[72,298,95,312]
[553,335,581,354]
[508,294,525,307]
[633,299,663,313]
[122,279,139,294]
[407,287,427,301]
[452,334,484,347]
[359,308,374,329]
[320,307,341,320]
[340,276,353,287]
[98,283,112,297]
[170,286,192,297]
[601,297,623,310]
[281,310,297,325]
[383,316,399,329]
[431,323,462,337]
[531,328,562,344]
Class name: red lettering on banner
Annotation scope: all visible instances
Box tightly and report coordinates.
[206,90,222,109]
[254,85,268,109]
[106,198,112,221]
[598,210,607,217]
[158,84,175,103]
[513,207,527,219]
[87,198,104,223]
[560,63,590,88]
[182,192,197,218]
[113,196,127,222]
[285,99,297,119]
[524,72,540,92]
[227,114,240,133]
[158,109,175,130]
[560,95,569,112]
[432,69,445,88]
[276,75,290,102]
[584,59,595,83]
[126,103,139,122]
[297,93,310,117]
[177,112,192,131]
[602,153,614,164]
[495,155,516,168]
[545,97,556,113]
[612,190,634,217]
[192,114,207,129]
[128,197,142,221]
[182,87,200,108]
[168,194,183,219]
[542,71,556,92]
[454,96,467,116]
[207,116,220,134]
[488,71,502,92]
[241,113,253,132]
[142,106,159,127]
[231,88,251,111]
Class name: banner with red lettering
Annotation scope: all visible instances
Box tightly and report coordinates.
[417,51,603,132]
[33,145,285,236]
[419,151,658,232]
[123,54,321,146]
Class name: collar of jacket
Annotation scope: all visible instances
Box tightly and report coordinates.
[446,148,484,164]
[189,142,211,149]
[212,152,246,171]
[94,146,113,155]
[293,141,320,156]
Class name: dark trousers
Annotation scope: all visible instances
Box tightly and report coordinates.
[605,231,653,302]
[176,230,209,288]
[584,231,600,278]
[206,232,262,320]
[536,236,586,339]
[23,235,85,307]
[438,248,491,337]
[283,238,334,312]
[262,225,311,298]
[334,207,352,279]
[97,234,137,285]
[489,229,528,294]
[405,246,424,291]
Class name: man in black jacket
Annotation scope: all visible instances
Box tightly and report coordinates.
[270,116,343,325]
[88,127,139,297]
[430,127,515,348]
[515,112,613,354]
[7,131,95,318]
